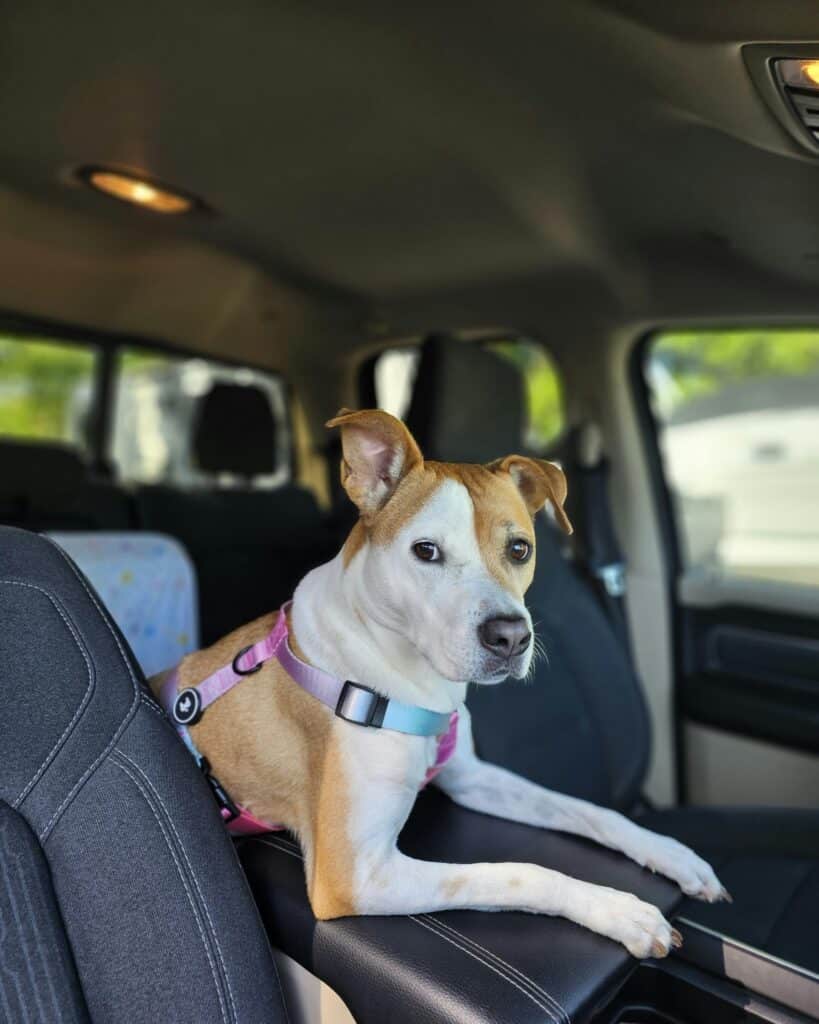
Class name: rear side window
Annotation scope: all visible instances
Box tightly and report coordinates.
[111,347,290,488]
[0,334,97,452]
[373,338,564,450]
[645,328,819,587]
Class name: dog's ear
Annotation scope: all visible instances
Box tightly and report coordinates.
[326,408,423,518]
[488,455,573,534]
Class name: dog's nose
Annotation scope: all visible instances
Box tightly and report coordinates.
[479,616,531,659]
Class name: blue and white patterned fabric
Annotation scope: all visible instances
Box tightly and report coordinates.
[47,532,199,677]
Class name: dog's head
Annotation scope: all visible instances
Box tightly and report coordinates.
[327,409,572,685]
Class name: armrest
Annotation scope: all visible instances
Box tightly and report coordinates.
[239,789,683,1024]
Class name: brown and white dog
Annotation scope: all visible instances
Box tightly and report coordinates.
[152,408,727,958]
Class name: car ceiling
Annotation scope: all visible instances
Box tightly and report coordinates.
[3,0,819,371]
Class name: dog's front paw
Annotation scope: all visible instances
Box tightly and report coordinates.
[639,834,729,904]
[588,889,681,959]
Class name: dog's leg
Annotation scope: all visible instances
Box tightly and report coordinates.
[325,843,679,959]
[434,706,727,903]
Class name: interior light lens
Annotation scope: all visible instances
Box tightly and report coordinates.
[777,59,819,90]
[79,167,197,214]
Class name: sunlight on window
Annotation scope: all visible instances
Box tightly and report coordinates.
[647,328,819,587]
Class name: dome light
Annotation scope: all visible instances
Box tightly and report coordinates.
[78,166,200,214]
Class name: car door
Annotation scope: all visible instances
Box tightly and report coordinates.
[641,327,819,808]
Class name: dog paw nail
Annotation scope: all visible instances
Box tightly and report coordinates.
[651,939,668,957]
[671,928,683,948]
[720,887,733,903]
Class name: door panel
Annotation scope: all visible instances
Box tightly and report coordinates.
[641,328,819,808]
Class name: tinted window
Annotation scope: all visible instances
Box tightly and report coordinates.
[646,328,819,587]
[111,348,290,487]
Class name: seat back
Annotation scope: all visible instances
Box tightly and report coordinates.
[137,382,334,645]
[48,532,199,677]
[0,526,286,1023]
[405,335,650,810]
[0,440,133,531]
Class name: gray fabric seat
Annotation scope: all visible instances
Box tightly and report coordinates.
[404,333,819,974]
[0,525,287,1023]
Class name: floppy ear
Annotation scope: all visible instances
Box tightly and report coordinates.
[325,408,423,519]
[489,455,573,534]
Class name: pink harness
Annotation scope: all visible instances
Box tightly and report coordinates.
[159,604,459,835]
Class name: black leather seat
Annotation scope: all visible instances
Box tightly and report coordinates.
[137,382,335,644]
[403,333,819,975]
[0,526,287,1023]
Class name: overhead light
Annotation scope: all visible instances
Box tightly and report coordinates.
[77,166,201,214]
[777,58,819,91]
[774,59,819,145]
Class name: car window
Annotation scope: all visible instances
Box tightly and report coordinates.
[111,347,290,488]
[373,338,564,450]
[645,328,819,587]
[0,333,97,453]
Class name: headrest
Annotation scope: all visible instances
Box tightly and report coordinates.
[0,440,85,496]
[192,383,277,478]
[404,334,525,462]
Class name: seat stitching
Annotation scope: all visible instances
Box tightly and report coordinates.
[251,838,564,1023]
[229,844,293,1024]
[116,748,237,1024]
[0,580,95,809]
[409,914,560,1022]
[38,540,142,841]
[139,694,169,720]
[110,754,229,1024]
[423,914,570,1024]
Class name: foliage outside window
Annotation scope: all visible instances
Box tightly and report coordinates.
[646,328,819,587]
[0,334,96,451]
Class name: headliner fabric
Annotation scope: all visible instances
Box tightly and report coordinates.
[47,532,199,677]
[192,382,278,478]
[405,334,526,463]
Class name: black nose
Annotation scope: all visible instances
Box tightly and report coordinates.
[479,616,531,659]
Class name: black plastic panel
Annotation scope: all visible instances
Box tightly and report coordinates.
[681,607,819,754]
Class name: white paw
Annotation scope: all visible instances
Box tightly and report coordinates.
[636,833,730,904]
[589,888,682,959]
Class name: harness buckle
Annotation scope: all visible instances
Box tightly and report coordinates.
[594,562,627,598]
[335,680,388,728]
[199,757,240,823]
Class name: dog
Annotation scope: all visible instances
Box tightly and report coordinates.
[152,408,728,958]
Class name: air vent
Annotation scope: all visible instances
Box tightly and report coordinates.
[775,59,819,146]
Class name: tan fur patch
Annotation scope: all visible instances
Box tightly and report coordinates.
[149,611,357,919]
[441,874,467,899]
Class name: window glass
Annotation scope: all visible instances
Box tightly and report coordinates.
[0,334,97,451]
[372,338,564,449]
[646,328,819,586]
[111,348,290,487]
[373,347,420,419]
[487,339,564,450]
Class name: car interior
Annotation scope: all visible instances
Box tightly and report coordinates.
[2,3,819,1022]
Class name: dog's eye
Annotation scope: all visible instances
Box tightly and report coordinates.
[412,541,441,563]
[507,538,532,563]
